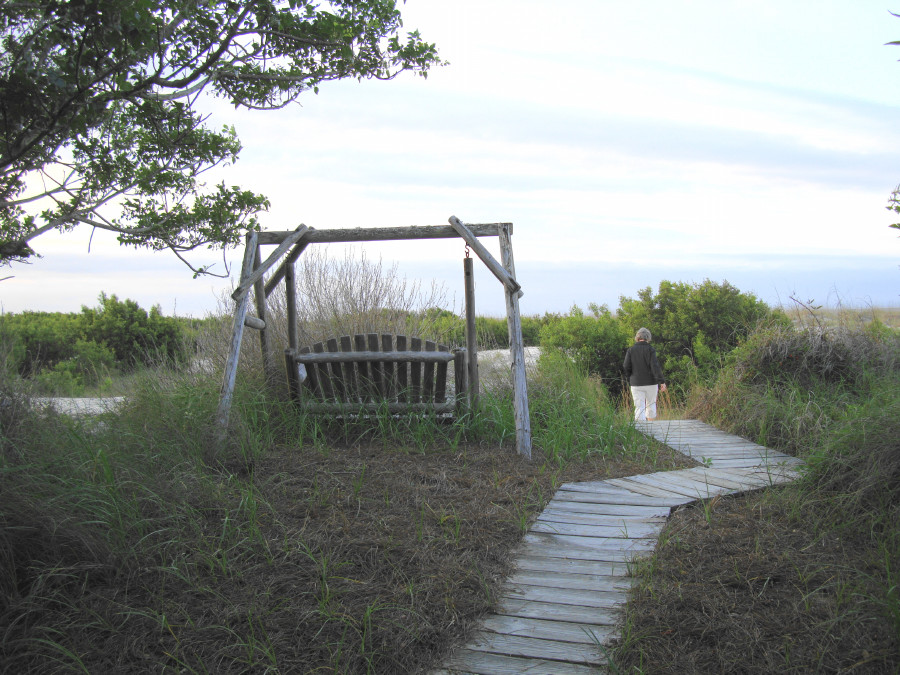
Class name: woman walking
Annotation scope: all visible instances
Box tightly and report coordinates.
[623,327,667,421]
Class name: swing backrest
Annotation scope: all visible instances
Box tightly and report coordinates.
[284,333,468,414]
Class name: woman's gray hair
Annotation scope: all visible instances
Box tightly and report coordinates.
[635,327,652,342]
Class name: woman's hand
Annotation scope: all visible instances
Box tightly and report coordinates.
[660,383,667,392]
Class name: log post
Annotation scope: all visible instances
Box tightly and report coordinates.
[253,242,277,386]
[463,256,479,410]
[285,260,298,352]
[498,224,532,459]
[215,231,259,441]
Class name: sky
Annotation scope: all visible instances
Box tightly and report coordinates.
[4,0,900,318]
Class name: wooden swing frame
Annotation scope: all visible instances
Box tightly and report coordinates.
[214,217,532,458]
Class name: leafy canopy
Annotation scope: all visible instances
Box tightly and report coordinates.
[0,0,441,274]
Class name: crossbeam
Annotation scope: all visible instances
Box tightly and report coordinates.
[257,223,511,246]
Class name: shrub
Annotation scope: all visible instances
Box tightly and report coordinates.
[538,304,631,397]
[618,279,787,391]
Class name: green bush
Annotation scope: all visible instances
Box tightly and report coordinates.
[538,304,631,397]
[80,293,185,369]
[618,279,787,391]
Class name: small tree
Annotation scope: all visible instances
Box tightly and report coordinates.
[0,0,440,273]
[617,279,787,389]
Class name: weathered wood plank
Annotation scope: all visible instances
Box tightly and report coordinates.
[605,477,691,500]
[312,342,335,401]
[530,520,662,539]
[543,499,672,518]
[439,648,602,675]
[367,333,384,398]
[538,508,667,526]
[423,340,437,401]
[619,473,716,499]
[552,489,686,508]
[501,583,629,609]
[557,481,654,495]
[496,597,621,625]
[508,569,633,593]
[410,337,423,403]
[513,555,632,577]
[639,471,737,497]
[463,631,602,665]
[481,614,616,644]
[340,335,358,403]
[517,542,639,564]
[381,334,396,399]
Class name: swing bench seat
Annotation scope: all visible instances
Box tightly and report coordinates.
[284,334,469,415]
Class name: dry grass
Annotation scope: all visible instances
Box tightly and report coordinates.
[616,492,899,674]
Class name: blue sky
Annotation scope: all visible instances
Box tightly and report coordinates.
[4,0,900,317]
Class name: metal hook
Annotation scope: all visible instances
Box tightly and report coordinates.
[464,243,470,258]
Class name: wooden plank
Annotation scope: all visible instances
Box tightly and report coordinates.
[435,343,449,403]
[543,499,672,518]
[312,342,335,401]
[481,614,615,645]
[441,648,603,675]
[326,338,345,400]
[257,223,512,245]
[530,520,662,539]
[367,333,383,400]
[396,335,408,402]
[293,350,455,365]
[640,470,737,495]
[464,631,602,665]
[501,583,628,609]
[340,335,359,404]
[354,335,371,402]
[508,570,633,593]
[513,555,632,577]
[552,489,685,508]
[410,337,423,403]
[523,531,657,553]
[381,334,396,400]
[557,481,655,495]
[300,346,320,398]
[423,340,437,401]
[497,597,621,625]
[620,473,714,499]
[604,477,691,500]
[517,542,639,564]
[538,508,667,526]
[669,469,752,491]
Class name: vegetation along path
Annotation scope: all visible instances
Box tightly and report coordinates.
[431,419,804,674]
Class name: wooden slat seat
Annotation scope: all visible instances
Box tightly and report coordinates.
[285,333,468,415]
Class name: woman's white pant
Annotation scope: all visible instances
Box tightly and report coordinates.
[630,384,659,421]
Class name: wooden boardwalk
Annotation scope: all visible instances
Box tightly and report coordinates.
[431,420,803,674]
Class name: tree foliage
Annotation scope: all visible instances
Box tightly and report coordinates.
[617,279,787,388]
[1,293,186,378]
[0,0,440,273]
[537,280,787,397]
